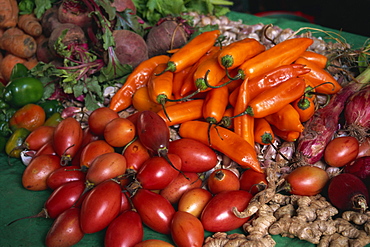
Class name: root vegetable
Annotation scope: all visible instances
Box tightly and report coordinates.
[0,28,37,58]
[146,19,189,58]
[36,37,57,63]
[111,0,136,14]
[0,0,18,28]
[297,66,370,165]
[113,29,148,68]
[18,14,43,37]
[48,23,87,56]
[41,6,61,37]
[0,53,27,82]
[57,0,92,29]
[344,156,370,181]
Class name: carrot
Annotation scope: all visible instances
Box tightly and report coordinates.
[202,86,229,124]
[264,103,304,133]
[237,37,313,80]
[291,97,316,123]
[0,0,18,29]
[254,118,274,145]
[163,30,221,73]
[18,14,43,37]
[294,57,342,94]
[299,51,328,69]
[244,77,306,118]
[0,27,37,58]
[109,55,170,112]
[156,99,204,126]
[218,37,265,70]
[0,53,27,82]
[147,63,174,105]
[233,78,254,147]
[178,120,262,173]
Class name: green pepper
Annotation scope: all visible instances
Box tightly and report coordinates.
[5,127,30,158]
[0,121,12,137]
[39,100,64,118]
[44,112,63,127]
[10,63,30,81]
[3,77,44,108]
[0,98,10,109]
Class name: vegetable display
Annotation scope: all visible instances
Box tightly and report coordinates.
[1,1,370,247]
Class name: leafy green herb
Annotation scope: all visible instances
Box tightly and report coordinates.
[18,0,56,18]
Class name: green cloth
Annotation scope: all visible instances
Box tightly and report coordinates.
[0,153,314,246]
[1,11,369,247]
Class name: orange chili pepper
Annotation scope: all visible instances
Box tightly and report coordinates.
[271,125,300,142]
[244,77,306,118]
[193,50,226,92]
[218,37,265,70]
[228,64,310,107]
[219,107,234,129]
[132,87,176,112]
[291,97,316,122]
[294,57,342,94]
[109,55,170,112]
[172,66,192,100]
[303,77,317,100]
[228,85,239,108]
[202,86,229,124]
[180,46,221,97]
[147,63,174,105]
[299,51,328,69]
[163,30,221,73]
[254,118,274,145]
[233,78,254,147]
[156,99,204,126]
[237,37,313,80]
[178,120,262,173]
[264,104,304,133]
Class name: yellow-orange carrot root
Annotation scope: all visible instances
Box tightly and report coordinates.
[0,28,37,58]
[0,0,18,29]
[18,14,43,37]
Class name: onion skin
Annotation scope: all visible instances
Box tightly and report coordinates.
[344,85,370,139]
[328,173,370,212]
[344,156,370,181]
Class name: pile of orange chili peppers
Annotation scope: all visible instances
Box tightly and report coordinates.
[108,29,342,174]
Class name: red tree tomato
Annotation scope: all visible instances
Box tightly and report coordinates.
[80,180,122,234]
[207,168,240,194]
[88,107,119,136]
[85,152,127,185]
[200,190,253,232]
[134,239,174,247]
[324,136,359,167]
[168,138,218,172]
[160,172,202,205]
[171,211,204,247]
[104,210,143,247]
[120,192,132,213]
[284,166,329,196]
[104,117,136,147]
[45,180,85,219]
[45,207,84,247]
[70,127,100,166]
[22,154,61,191]
[79,140,114,168]
[131,189,175,234]
[177,188,213,218]
[47,165,86,190]
[53,117,83,163]
[34,141,56,157]
[9,103,46,131]
[239,169,268,195]
[136,154,182,190]
[24,125,55,151]
[122,139,150,171]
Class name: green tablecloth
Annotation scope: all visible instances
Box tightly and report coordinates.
[0,12,369,247]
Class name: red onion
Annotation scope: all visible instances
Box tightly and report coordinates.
[344,156,370,181]
[344,84,370,141]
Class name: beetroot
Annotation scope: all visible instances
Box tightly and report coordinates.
[328,173,369,212]
[146,19,189,57]
[297,67,370,164]
[111,0,137,14]
[58,0,92,29]
[112,29,148,68]
[344,84,370,140]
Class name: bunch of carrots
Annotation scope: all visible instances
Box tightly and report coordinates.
[109,29,342,172]
[0,0,42,84]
